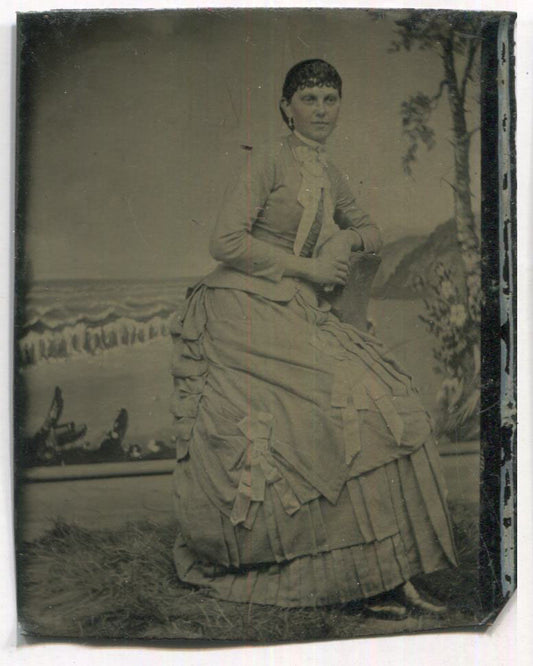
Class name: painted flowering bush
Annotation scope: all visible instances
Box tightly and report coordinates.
[414,261,481,441]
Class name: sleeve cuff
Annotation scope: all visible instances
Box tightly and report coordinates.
[353,227,382,254]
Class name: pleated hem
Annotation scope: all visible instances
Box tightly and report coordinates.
[173,441,458,607]
[173,531,448,608]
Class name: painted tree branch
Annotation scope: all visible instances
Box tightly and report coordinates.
[460,39,479,103]
[432,78,449,105]
[391,11,485,437]
[396,13,481,263]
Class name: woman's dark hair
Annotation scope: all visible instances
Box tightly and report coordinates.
[280,59,342,127]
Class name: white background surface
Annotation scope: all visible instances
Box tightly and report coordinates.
[1,1,531,664]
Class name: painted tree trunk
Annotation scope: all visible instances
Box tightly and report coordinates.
[437,36,481,439]
[443,38,481,327]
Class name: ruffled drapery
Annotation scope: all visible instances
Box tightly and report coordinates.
[169,285,457,606]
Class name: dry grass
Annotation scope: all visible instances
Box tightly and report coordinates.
[17,502,483,644]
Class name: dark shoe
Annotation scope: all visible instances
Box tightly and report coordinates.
[364,598,408,621]
[397,581,447,615]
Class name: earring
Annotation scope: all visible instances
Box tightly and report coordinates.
[288,117,295,131]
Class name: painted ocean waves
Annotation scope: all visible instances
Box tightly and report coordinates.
[19,277,195,365]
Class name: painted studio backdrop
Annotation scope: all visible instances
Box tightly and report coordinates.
[17,10,481,463]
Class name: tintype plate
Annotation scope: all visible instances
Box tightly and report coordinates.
[14,8,516,644]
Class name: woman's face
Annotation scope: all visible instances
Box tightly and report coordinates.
[282,85,341,143]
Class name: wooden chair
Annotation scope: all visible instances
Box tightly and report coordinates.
[325,252,382,330]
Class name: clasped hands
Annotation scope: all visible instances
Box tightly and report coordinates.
[309,229,362,289]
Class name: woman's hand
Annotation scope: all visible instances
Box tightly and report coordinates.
[305,257,350,287]
[282,244,353,286]
[319,229,362,264]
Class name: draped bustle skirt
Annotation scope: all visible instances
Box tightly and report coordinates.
[170,282,457,607]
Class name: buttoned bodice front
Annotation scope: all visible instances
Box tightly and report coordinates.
[203,132,382,300]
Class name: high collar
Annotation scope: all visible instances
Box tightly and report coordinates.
[291,130,327,152]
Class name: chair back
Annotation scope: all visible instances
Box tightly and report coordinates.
[325,252,382,330]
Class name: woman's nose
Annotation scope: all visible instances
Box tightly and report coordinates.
[315,103,326,116]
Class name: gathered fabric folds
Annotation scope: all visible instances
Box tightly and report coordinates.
[170,283,457,607]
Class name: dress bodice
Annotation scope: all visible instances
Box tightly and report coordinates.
[203,133,382,300]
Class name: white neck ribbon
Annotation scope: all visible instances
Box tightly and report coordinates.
[291,139,337,257]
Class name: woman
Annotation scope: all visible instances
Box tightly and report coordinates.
[170,60,457,619]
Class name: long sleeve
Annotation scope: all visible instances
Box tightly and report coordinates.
[209,145,287,282]
[332,169,383,254]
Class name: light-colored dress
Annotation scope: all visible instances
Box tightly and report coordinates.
[170,132,457,607]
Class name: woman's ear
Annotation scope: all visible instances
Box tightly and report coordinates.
[280,97,291,119]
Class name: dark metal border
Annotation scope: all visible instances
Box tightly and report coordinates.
[479,13,517,617]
